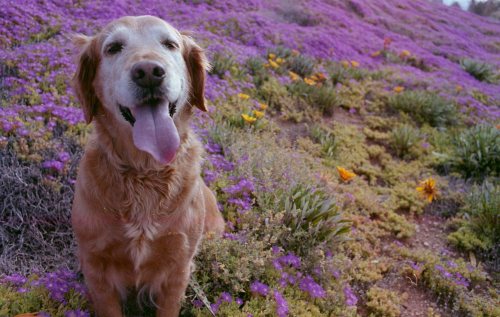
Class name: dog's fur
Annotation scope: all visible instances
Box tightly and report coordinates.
[71,16,224,317]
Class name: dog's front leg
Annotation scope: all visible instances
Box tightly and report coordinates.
[81,259,123,317]
[155,264,191,317]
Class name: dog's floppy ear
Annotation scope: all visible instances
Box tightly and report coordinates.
[182,34,209,112]
[72,34,101,124]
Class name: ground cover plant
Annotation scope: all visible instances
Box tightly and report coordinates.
[0,0,499,316]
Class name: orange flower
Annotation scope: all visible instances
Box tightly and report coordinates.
[304,77,316,86]
[237,93,250,100]
[252,110,265,118]
[371,50,382,57]
[399,50,411,58]
[289,71,300,81]
[337,166,356,182]
[241,114,257,124]
[314,72,327,82]
[268,60,279,69]
[416,178,438,202]
[393,86,405,93]
[350,60,360,68]
[341,60,350,68]
[292,49,300,56]
[455,85,463,93]
[259,103,268,110]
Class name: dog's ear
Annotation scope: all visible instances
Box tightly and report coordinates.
[182,34,209,112]
[72,34,101,124]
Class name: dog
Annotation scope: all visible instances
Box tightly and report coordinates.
[71,15,225,317]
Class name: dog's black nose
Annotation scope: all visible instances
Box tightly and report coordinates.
[131,61,165,88]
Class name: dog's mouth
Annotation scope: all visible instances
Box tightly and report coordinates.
[118,99,180,165]
[119,100,177,127]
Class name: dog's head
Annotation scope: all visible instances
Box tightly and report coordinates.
[73,16,208,165]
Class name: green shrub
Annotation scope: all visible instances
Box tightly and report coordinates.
[365,286,404,317]
[388,91,458,127]
[279,185,351,256]
[286,55,315,77]
[460,58,498,83]
[310,85,342,115]
[209,52,236,79]
[390,124,420,159]
[267,46,293,59]
[448,182,499,252]
[310,125,338,159]
[326,62,370,84]
[287,81,341,115]
[450,124,499,179]
[245,56,268,87]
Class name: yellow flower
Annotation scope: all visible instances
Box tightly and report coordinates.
[400,49,411,58]
[336,166,356,182]
[276,57,284,64]
[237,93,250,100]
[304,77,316,86]
[416,178,438,202]
[268,60,279,69]
[341,60,350,68]
[393,86,405,93]
[289,71,300,81]
[259,103,268,110]
[314,72,327,82]
[241,114,257,124]
[268,53,276,60]
[252,110,265,118]
[350,60,360,68]
[371,50,382,57]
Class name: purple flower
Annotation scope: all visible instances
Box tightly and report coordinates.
[343,284,358,307]
[235,297,244,306]
[220,291,232,303]
[58,151,71,162]
[193,299,204,308]
[42,160,64,172]
[65,310,90,317]
[273,289,289,317]
[1,273,27,286]
[299,275,326,298]
[250,281,269,296]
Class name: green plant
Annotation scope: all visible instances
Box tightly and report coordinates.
[460,58,498,83]
[287,81,341,115]
[326,62,370,84]
[390,124,420,158]
[310,125,338,158]
[267,46,293,59]
[448,182,499,252]
[388,91,458,127]
[279,185,351,256]
[365,286,404,317]
[245,56,268,87]
[310,85,342,115]
[209,52,236,79]
[286,55,315,77]
[449,124,499,179]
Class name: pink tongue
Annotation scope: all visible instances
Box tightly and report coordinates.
[131,104,180,164]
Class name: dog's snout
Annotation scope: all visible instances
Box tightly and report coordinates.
[131,61,166,88]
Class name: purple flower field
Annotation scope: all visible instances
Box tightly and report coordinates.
[1,0,499,316]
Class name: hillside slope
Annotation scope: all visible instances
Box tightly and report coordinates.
[0,1,499,316]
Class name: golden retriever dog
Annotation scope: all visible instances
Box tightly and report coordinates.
[71,15,225,317]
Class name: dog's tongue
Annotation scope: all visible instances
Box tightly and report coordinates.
[131,103,179,164]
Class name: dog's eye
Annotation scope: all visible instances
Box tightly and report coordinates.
[162,40,178,50]
[106,42,124,55]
